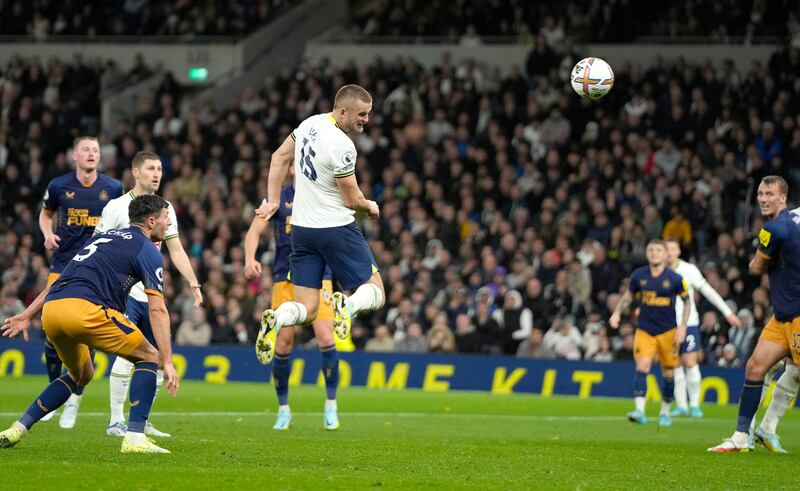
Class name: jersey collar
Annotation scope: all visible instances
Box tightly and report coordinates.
[327,113,343,131]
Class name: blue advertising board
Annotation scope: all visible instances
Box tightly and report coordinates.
[0,339,756,405]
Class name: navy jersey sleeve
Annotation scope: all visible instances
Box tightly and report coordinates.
[111,180,123,199]
[758,219,786,259]
[42,179,60,210]
[134,242,165,298]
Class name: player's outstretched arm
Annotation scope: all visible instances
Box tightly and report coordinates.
[336,174,379,219]
[609,290,633,329]
[38,208,60,250]
[0,286,50,341]
[243,216,268,279]
[165,238,203,308]
[262,135,295,220]
[147,293,180,396]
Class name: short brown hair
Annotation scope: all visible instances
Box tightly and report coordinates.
[648,239,666,248]
[664,237,681,245]
[73,136,98,148]
[333,84,372,109]
[132,151,160,168]
[761,175,789,195]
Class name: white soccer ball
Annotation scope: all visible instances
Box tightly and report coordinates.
[570,57,614,100]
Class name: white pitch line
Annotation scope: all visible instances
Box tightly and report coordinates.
[0,411,770,424]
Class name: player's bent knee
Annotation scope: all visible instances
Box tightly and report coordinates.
[745,357,769,380]
[126,339,159,364]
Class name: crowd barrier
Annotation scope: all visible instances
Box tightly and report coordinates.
[0,339,764,405]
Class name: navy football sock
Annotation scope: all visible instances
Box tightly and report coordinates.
[19,374,77,429]
[320,344,339,401]
[633,371,647,398]
[272,353,291,406]
[44,339,63,382]
[736,379,763,433]
[662,376,675,404]
[128,361,158,433]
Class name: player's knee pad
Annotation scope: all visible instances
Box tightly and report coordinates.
[111,356,134,376]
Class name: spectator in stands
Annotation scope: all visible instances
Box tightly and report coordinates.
[427,314,457,354]
[365,324,396,352]
[176,309,213,346]
[543,315,582,361]
[516,328,554,359]
[395,322,428,353]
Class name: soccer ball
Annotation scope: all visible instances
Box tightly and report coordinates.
[570,57,614,100]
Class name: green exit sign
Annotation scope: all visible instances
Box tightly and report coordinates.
[188,67,209,82]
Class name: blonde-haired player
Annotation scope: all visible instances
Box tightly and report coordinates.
[254,85,385,423]
[245,165,353,430]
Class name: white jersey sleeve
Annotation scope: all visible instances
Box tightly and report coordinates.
[164,201,179,241]
[674,260,732,326]
[290,113,357,228]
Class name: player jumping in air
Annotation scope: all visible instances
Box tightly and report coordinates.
[1,195,180,454]
[95,151,203,438]
[254,84,385,370]
[610,239,692,427]
[709,176,800,452]
[245,165,352,430]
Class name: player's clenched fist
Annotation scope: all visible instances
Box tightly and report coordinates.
[244,259,262,279]
[366,200,380,219]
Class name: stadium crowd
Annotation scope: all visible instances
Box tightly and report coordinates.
[1,37,800,365]
[0,0,292,39]
[350,0,799,43]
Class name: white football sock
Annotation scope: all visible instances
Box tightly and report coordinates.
[346,283,383,317]
[325,399,337,409]
[634,396,646,413]
[760,364,799,434]
[673,366,688,410]
[660,400,670,416]
[732,431,749,447]
[109,356,133,423]
[152,369,164,406]
[275,301,307,329]
[686,365,702,407]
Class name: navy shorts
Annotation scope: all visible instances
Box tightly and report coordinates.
[680,325,701,354]
[125,299,156,347]
[290,222,378,290]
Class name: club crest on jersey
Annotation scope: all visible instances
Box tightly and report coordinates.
[662,280,670,289]
[65,191,75,199]
[639,279,647,286]
[99,190,109,201]
[285,201,293,209]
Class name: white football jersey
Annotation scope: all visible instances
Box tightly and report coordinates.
[290,113,357,228]
[95,190,178,302]
[672,259,731,326]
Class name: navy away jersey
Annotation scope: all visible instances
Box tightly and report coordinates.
[42,173,123,273]
[628,266,690,335]
[46,227,164,312]
[757,209,800,321]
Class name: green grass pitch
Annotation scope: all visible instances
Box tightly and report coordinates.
[0,376,797,490]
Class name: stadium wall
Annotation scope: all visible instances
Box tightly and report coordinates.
[304,42,777,73]
[0,339,775,406]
